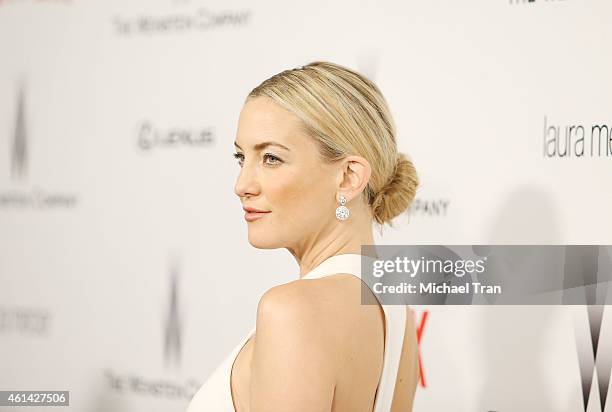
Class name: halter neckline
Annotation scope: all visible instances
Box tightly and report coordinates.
[300,253,377,280]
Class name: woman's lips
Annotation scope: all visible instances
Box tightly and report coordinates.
[244,211,271,222]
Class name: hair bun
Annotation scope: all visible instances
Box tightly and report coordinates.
[371,152,419,226]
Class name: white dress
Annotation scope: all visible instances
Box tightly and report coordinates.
[186,253,407,412]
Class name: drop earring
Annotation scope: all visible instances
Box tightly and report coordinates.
[335,195,350,221]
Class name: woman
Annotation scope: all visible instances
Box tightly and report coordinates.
[186,61,420,411]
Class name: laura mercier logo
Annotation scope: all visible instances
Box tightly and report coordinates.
[543,116,612,159]
[0,80,78,209]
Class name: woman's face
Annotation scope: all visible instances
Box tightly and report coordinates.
[233,96,340,250]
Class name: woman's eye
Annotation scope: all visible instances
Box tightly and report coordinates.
[233,152,282,167]
[263,153,282,165]
[232,152,244,166]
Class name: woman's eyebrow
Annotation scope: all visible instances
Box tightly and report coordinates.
[233,141,291,151]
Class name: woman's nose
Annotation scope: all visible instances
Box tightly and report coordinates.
[234,165,260,198]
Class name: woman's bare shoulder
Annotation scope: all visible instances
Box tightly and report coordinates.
[255,274,381,354]
[257,274,368,324]
[247,277,352,409]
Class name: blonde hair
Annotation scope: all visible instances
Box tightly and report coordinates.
[247,61,418,229]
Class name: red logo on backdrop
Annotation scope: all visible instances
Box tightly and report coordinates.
[412,309,428,388]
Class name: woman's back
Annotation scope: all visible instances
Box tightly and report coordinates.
[186,253,419,412]
[294,253,419,412]
[314,273,419,411]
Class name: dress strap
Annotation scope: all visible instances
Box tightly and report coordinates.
[371,304,406,412]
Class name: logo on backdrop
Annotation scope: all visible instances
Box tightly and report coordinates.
[164,258,182,369]
[408,198,451,218]
[354,53,451,221]
[11,80,27,181]
[0,0,70,5]
[103,254,200,399]
[508,0,567,5]
[111,1,252,36]
[575,305,610,412]
[567,246,611,411]
[0,80,78,209]
[0,306,52,336]
[414,310,428,388]
[543,116,612,159]
[136,120,215,151]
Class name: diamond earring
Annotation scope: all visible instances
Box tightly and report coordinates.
[335,195,350,221]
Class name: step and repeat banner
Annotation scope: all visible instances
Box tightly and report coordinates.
[1,0,611,411]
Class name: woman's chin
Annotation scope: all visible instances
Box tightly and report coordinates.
[247,233,278,249]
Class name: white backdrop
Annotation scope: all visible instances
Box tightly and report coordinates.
[1,0,611,411]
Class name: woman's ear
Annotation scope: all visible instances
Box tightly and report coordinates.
[336,155,372,201]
